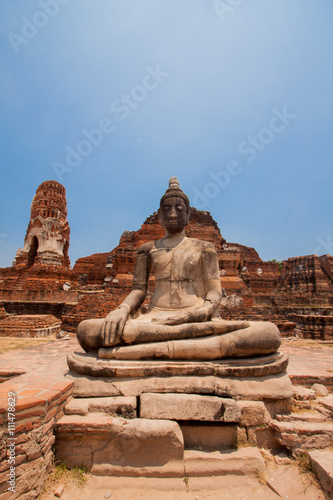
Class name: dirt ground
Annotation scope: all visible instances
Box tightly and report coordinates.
[39,462,326,500]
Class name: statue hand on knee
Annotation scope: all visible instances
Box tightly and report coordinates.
[101,306,129,346]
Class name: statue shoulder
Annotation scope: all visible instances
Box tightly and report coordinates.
[137,242,154,255]
[186,238,217,253]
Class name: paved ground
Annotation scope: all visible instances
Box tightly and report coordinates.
[0,337,332,397]
[281,339,333,388]
[39,465,326,500]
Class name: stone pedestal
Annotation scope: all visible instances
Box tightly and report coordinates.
[54,350,292,475]
[66,350,291,402]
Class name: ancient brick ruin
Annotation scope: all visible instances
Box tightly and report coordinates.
[0,182,332,339]
[14,180,70,269]
[0,181,76,336]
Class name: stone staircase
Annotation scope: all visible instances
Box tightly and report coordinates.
[269,391,333,497]
[270,392,333,457]
[54,384,333,499]
[55,392,281,478]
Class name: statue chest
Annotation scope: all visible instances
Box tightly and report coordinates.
[150,245,202,281]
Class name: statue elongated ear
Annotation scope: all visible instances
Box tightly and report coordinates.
[185,206,191,224]
[158,208,164,227]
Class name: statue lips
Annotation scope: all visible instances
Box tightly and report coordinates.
[165,220,184,233]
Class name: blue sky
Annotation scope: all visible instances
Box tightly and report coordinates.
[0,0,332,268]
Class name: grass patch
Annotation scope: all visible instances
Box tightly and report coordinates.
[0,336,56,353]
[293,452,322,490]
[38,462,88,498]
[295,453,313,474]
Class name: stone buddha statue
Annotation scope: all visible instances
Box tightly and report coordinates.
[77,177,281,360]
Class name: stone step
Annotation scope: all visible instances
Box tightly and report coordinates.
[308,450,333,498]
[64,396,137,418]
[270,419,333,455]
[317,395,333,419]
[183,448,265,478]
[55,414,265,477]
[65,392,283,426]
[275,410,327,423]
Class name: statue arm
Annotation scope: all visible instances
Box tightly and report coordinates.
[102,244,151,346]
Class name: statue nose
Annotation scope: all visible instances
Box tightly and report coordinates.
[170,208,177,219]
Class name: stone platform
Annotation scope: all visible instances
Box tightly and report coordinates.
[56,349,293,475]
[67,350,292,402]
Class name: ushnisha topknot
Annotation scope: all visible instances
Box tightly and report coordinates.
[160,177,190,208]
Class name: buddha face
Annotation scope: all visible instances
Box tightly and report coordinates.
[159,196,190,234]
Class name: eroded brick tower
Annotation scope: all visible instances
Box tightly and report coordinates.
[13,180,70,269]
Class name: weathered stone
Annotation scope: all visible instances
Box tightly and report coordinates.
[292,399,312,410]
[270,419,333,454]
[237,401,267,426]
[260,448,274,462]
[264,399,292,419]
[274,452,291,465]
[215,372,292,401]
[236,426,248,447]
[55,415,184,476]
[139,393,241,422]
[311,383,329,397]
[67,357,291,401]
[266,463,326,499]
[68,350,289,379]
[317,395,333,419]
[308,449,333,498]
[66,371,121,398]
[184,447,265,477]
[247,426,284,451]
[180,423,238,450]
[54,484,65,498]
[64,396,136,418]
[276,411,326,423]
[292,386,316,401]
[223,399,242,422]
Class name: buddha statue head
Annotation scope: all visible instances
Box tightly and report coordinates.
[159,177,191,234]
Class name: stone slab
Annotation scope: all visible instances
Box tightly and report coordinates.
[237,400,268,426]
[66,371,292,402]
[276,411,326,423]
[308,450,333,497]
[92,448,267,479]
[64,396,137,418]
[311,383,329,397]
[246,426,284,451]
[55,415,184,475]
[317,395,333,419]
[270,419,333,454]
[66,370,122,397]
[67,350,289,378]
[293,386,316,401]
[113,375,216,398]
[140,393,241,422]
[214,372,292,400]
[184,447,265,477]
